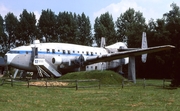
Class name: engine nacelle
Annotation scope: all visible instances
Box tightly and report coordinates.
[52,56,62,65]
[74,54,87,66]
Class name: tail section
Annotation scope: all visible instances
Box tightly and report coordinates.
[141,32,148,63]
[129,32,148,83]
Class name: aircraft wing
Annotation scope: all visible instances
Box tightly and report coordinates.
[85,45,175,65]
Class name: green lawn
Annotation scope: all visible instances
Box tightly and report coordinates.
[0,79,180,111]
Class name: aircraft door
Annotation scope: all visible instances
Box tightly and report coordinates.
[35,47,38,57]
[31,47,38,63]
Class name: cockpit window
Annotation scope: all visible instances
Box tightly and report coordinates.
[9,51,20,53]
[52,49,55,53]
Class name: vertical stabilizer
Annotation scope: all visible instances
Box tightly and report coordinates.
[141,32,148,63]
[100,37,106,48]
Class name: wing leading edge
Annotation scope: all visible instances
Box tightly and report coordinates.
[85,45,175,65]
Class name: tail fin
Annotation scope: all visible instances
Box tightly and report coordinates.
[141,32,148,63]
[100,37,106,48]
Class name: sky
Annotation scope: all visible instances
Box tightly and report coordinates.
[0,0,180,25]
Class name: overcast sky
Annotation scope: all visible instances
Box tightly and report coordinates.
[0,0,180,24]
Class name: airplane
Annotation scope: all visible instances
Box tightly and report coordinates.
[4,32,174,83]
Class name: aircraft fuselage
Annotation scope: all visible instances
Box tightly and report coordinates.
[5,40,128,75]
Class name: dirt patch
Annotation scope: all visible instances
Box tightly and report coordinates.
[29,81,68,86]
[0,74,3,78]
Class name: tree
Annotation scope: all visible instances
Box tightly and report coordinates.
[38,9,56,42]
[140,18,173,79]
[56,11,78,43]
[18,9,37,45]
[147,19,170,46]
[116,8,147,79]
[163,3,180,86]
[116,8,147,48]
[76,13,92,46]
[0,15,3,37]
[94,12,116,46]
[0,15,7,55]
[4,13,18,49]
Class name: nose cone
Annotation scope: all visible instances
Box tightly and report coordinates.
[4,52,16,65]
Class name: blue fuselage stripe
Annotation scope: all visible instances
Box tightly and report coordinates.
[9,50,98,56]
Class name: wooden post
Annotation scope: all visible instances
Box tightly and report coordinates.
[46,80,48,88]
[143,78,146,89]
[27,79,29,88]
[76,80,78,90]
[98,80,100,89]
[163,78,165,88]
[11,78,13,87]
[122,79,124,88]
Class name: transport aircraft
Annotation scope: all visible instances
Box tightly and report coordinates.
[4,32,174,83]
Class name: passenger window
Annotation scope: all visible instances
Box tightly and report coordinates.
[91,52,93,55]
[52,49,55,53]
[47,49,50,53]
[63,50,66,54]
[68,50,70,54]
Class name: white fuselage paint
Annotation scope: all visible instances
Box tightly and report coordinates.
[5,40,129,74]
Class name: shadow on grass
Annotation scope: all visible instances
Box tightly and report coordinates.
[155,85,178,90]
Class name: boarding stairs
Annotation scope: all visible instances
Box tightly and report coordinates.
[33,58,61,78]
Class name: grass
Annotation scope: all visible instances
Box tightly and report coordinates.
[0,71,180,111]
[59,70,126,85]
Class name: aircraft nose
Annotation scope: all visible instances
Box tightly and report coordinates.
[4,53,12,65]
